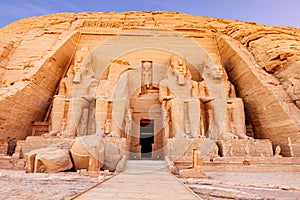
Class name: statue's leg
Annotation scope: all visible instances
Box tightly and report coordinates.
[223,103,232,134]
[95,98,108,134]
[203,103,212,136]
[65,98,88,136]
[219,102,238,139]
[51,95,66,132]
[188,99,200,138]
[111,99,127,137]
[171,99,185,138]
[208,99,227,140]
[231,98,247,138]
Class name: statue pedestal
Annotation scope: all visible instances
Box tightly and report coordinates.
[102,137,127,171]
[166,137,205,170]
[217,139,273,157]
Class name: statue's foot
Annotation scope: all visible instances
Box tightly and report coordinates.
[49,130,59,136]
[237,133,255,141]
[107,131,120,137]
[220,132,238,140]
[41,133,50,137]
[58,130,75,138]
[95,131,105,137]
[42,130,59,137]
[175,132,187,138]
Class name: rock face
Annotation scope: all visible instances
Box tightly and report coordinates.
[0,11,299,156]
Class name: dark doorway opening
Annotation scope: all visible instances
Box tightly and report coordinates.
[140,119,154,158]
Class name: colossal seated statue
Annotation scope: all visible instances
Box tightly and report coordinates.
[95,59,131,138]
[51,69,75,134]
[63,67,98,137]
[159,55,201,138]
[199,66,252,140]
[50,46,98,137]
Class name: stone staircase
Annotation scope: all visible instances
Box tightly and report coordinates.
[124,160,167,173]
[75,160,200,200]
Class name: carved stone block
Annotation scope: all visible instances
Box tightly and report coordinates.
[217,139,273,157]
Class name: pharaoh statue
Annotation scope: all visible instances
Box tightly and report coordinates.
[95,59,131,137]
[199,65,252,140]
[50,46,98,137]
[50,68,75,134]
[159,55,201,138]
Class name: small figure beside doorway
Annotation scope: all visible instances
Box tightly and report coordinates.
[7,137,17,156]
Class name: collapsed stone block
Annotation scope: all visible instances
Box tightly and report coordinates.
[25,142,72,173]
[102,137,127,171]
[70,134,104,171]
[23,136,73,154]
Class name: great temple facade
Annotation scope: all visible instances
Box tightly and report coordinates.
[0,11,300,172]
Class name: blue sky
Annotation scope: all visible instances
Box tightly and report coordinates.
[0,0,299,28]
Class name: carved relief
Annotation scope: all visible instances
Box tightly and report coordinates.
[82,20,145,28]
[104,101,113,135]
[141,61,153,94]
[124,107,133,138]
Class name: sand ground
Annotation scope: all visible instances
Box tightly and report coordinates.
[184,171,300,200]
[1,169,300,200]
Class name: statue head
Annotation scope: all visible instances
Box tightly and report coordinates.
[73,46,91,83]
[142,61,152,70]
[210,65,224,81]
[203,63,227,82]
[169,55,188,77]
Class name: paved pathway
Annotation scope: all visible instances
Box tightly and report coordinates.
[74,160,200,200]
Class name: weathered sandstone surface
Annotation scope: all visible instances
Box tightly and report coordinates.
[0,11,299,156]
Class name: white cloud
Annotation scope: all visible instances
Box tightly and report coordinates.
[0,2,53,17]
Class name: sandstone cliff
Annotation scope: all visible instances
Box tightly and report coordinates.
[0,11,299,156]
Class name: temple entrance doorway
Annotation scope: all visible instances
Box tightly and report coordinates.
[140,119,154,158]
[129,90,164,160]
